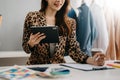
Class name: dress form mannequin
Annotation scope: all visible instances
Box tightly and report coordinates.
[70,0,82,9]
[69,0,83,17]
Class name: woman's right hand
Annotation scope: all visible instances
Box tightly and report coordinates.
[86,53,105,66]
[28,32,46,48]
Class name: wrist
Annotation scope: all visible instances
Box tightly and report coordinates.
[86,57,94,65]
[28,41,34,48]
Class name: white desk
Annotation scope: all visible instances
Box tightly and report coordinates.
[0,63,120,80]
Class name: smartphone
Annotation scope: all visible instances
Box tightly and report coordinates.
[28,67,48,72]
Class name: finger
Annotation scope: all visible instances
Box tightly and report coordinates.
[93,53,100,60]
[29,33,36,43]
[93,53,104,65]
[96,57,105,66]
[35,35,46,44]
[39,33,45,37]
[30,33,33,36]
[34,33,45,41]
[98,61,105,66]
[30,33,38,40]
[97,58,104,62]
[37,35,46,42]
[29,33,46,45]
[34,33,44,39]
[30,33,34,39]
[33,32,40,38]
[99,55,105,61]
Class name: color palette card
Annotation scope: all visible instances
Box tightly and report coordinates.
[0,65,36,80]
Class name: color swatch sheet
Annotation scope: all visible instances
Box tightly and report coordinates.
[0,65,36,80]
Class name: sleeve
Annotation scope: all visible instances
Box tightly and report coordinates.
[67,19,89,63]
[22,12,36,54]
[90,11,97,45]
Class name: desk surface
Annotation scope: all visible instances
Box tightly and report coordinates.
[0,63,120,80]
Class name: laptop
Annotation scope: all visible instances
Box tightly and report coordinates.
[30,26,59,43]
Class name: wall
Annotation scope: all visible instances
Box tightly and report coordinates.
[0,51,30,66]
[0,57,28,66]
[0,0,41,51]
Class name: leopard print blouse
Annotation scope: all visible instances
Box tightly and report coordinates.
[22,11,89,65]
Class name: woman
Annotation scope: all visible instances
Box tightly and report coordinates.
[22,0,105,66]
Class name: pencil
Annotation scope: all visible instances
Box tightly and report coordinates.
[107,63,120,68]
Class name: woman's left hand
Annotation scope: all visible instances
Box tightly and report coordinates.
[87,53,105,66]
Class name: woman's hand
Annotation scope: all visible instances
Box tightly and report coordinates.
[28,32,46,48]
[86,53,105,66]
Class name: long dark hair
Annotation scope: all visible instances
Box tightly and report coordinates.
[40,0,71,36]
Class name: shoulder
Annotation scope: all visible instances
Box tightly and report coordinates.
[26,11,44,18]
[65,16,76,28]
[66,17,76,24]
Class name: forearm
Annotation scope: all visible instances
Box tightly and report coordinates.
[22,42,35,54]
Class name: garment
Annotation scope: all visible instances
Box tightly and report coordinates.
[68,8,77,20]
[49,43,56,57]
[46,25,56,57]
[68,8,78,35]
[22,11,89,65]
[104,7,116,60]
[76,3,96,56]
[114,11,120,60]
[90,2,109,54]
[66,8,77,57]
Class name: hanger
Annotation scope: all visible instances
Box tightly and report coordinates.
[92,0,95,4]
[90,0,95,6]
[82,0,85,4]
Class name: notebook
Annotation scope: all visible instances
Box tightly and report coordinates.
[60,63,114,71]
[30,26,59,43]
